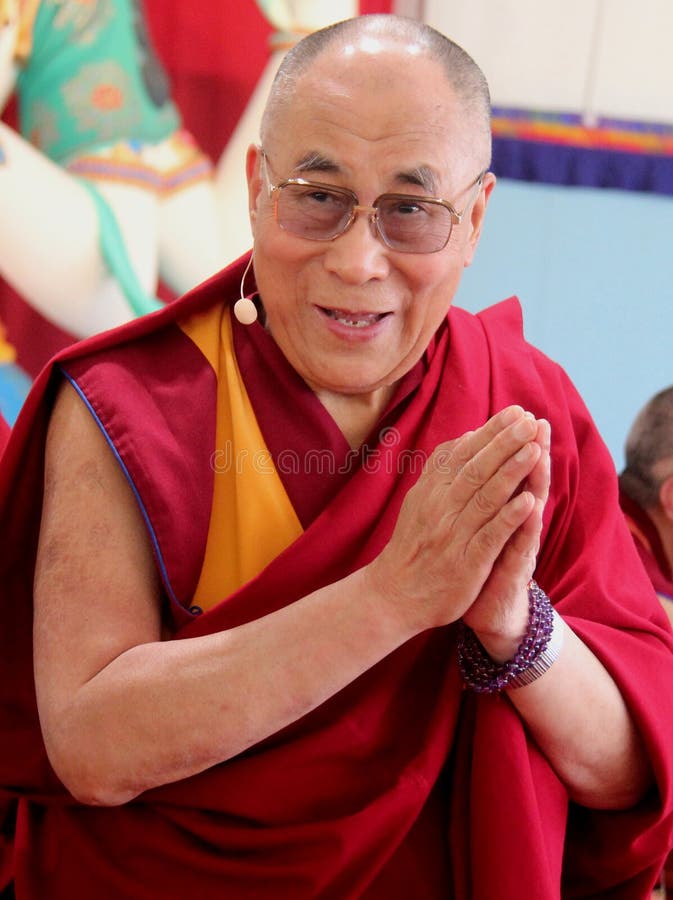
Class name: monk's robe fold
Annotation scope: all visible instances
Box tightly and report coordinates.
[0,415,9,455]
[1,253,673,898]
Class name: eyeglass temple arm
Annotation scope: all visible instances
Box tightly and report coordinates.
[259,149,276,197]
[454,171,487,222]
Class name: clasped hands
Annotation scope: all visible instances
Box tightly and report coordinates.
[367,405,551,661]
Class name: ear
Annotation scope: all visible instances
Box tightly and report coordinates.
[245,144,264,231]
[463,171,496,268]
[659,474,673,522]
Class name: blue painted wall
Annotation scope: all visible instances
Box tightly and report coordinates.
[455,178,673,471]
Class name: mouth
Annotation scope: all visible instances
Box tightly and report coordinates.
[320,307,390,328]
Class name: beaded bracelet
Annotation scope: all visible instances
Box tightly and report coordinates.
[457,580,564,693]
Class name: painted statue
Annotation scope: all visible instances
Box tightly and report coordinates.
[0,0,227,338]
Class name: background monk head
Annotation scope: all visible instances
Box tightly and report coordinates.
[621,387,673,517]
[245,14,496,446]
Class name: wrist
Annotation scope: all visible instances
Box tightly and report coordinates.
[471,595,531,663]
[358,561,422,645]
[457,580,564,693]
[506,608,564,689]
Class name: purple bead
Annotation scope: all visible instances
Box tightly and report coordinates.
[457,580,555,693]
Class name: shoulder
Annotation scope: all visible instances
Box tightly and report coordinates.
[57,253,248,375]
[451,296,543,372]
[475,296,556,381]
[453,297,583,420]
[475,295,525,334]
[44,379,124,496]
[452,298,611,482]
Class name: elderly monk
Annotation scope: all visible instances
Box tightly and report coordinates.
[1,14,673,900]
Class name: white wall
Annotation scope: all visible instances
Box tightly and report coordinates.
[423,0,673,124]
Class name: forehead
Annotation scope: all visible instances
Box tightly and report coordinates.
[267,45,473,184]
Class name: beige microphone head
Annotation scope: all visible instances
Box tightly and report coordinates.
[235,254,258,324]
[233,296,258,325]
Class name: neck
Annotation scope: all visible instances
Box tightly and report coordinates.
[314,385,396,450]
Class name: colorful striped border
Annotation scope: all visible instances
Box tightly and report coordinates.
[492,106,673,157]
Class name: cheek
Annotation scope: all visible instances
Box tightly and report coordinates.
[400,260,463,336]
[254,210,306,263]
[253,226,326,303]
[404,255,463,306]
[251,203,276,240]
[252,240,308,330]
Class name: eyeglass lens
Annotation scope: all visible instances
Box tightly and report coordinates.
[275,183,453,253]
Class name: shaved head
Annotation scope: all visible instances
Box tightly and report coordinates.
[620,386,673,507]
[260,14,492,171]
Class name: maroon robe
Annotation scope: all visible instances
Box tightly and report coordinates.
[0,414,8,456]
[621,489,673,602]
[1,254,673,898]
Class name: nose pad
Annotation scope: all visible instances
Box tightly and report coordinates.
[368,210,382,243]
[324,206,390,283]
[346,204,383,246]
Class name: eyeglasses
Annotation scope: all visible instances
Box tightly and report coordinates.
[260,151,485,255]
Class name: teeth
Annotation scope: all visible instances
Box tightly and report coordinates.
[337,317,374,328]
[327,309,382,328]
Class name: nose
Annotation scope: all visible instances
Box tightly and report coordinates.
[322,206,390,285]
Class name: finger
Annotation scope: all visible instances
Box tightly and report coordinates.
[463,489,537,578]
[499,496,544,578]
[440,412,539,514]
[536,417,551,453]
[411,423,508,527]
[525,419,551,505]
[430,405,528,481]
[450,438,541,537]
[417,410,541,540]
[466,495,543,626]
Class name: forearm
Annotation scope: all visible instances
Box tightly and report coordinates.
[38,567,413,806]
[503,620,653,809]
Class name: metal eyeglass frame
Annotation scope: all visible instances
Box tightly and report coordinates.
[260,149,486,254]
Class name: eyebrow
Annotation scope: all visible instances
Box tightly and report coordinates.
[293,152,341,176]
[396,166,439,194]
[291,153,440,195]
